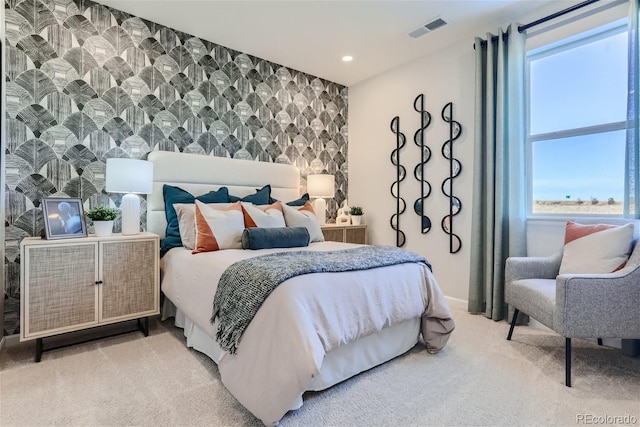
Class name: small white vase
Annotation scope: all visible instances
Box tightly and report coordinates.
[351,215,362,225]
[93,220,114,237]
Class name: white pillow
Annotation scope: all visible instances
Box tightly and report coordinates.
[174,203,234,250]
[241,202,286,228]
[281,201,324,243]
[559,221,634,274]
[192,200,244,253]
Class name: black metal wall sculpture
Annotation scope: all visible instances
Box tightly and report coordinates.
[441,102,462,253]
[413,94,432,234]
[390,116,407,247]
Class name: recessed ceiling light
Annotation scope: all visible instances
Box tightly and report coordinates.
[342,55,353,62]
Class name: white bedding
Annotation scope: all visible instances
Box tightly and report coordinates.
[161,241,454,425]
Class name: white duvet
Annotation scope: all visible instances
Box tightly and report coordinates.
[161,242,455,425]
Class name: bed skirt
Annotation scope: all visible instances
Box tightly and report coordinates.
[162,297,421,391]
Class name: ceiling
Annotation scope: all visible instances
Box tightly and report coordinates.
[98,0,565,86]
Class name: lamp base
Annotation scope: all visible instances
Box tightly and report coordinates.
[121,193,141,235]
[313,198,327,225]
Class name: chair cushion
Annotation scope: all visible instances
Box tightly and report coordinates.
[509,279,556,328]
[559,221,635,274]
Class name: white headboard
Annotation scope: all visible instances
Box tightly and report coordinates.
[147,151,301,238]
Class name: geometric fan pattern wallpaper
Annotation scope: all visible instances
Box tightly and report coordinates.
[3,0,348,334]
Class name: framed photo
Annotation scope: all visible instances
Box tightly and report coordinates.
[42,197,88,239]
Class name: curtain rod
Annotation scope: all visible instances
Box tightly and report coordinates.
[517,0,602,33]
[474,0,613,48]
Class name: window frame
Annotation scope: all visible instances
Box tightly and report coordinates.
[525,22,629,218]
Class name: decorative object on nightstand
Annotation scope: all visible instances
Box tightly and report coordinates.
[86,206,119,237]
[321,223,367,244]
[105,158,154,235]
[350,206,364,225]
[307,174,335,225]
[336,199,351,224]
[19,232,160,362]
[41,197,87,239]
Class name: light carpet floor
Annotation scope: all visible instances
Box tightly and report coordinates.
[1,306,639,426]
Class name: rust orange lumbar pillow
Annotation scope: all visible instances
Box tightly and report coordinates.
[558,221,634,274]
[192,200,244,253]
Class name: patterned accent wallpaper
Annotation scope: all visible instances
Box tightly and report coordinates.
[2,0,349,334]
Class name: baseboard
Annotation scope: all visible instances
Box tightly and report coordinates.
[445,296,467,310]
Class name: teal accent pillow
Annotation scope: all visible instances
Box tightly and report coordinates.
[268,192,310,206]
[161,185,230,256]
[241,226,310,250]
[229,185,272,205]
[286,193,309,206]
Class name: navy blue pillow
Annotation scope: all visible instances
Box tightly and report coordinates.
[286,193,309,206]
[268,192,309,206]
[241,226,310,250]
[160,185,230,256]
[228,185,272,205]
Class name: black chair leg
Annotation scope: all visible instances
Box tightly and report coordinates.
[565,337,572,387]
[507,309,519,341]
[597,338,603,346]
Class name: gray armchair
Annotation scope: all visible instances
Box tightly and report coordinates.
[505,219,640,387]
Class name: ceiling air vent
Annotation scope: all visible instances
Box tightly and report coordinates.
[409,16,448,39]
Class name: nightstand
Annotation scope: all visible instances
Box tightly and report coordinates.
[321,223,368,244]
[20,232,160,361]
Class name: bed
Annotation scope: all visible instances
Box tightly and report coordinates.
[147,151,455,426]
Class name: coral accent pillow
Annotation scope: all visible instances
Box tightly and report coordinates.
[558,221,635,274]
[174,203,235,250]
[192,201,244,254]
[160,185,231,255]
[241,202,286,228]
[281,201,324,243]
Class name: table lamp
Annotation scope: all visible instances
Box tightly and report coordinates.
[105,158,154,235]
[307,174,335,225]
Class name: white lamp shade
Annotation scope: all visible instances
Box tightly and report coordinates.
[307,174,335,198]
[105,158,153,194]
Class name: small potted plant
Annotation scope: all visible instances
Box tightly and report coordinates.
[86,206,119,237]
[349,206,364,225]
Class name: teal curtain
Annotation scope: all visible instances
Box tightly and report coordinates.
[625,0,640,219]
[469,25,527,320]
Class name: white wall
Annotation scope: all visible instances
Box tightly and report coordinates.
[349,37,475,304]
[348,1,629,304]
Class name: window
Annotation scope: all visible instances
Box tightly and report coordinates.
[527,21,628,216]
